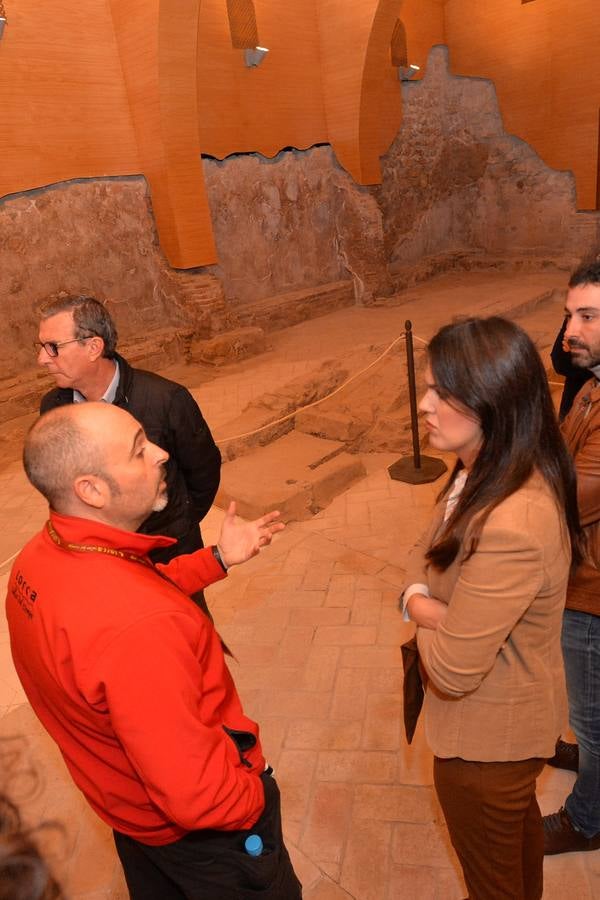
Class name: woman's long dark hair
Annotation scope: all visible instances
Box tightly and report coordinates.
[425,316,583,571]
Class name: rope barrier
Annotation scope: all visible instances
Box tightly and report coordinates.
[214,330,429,445]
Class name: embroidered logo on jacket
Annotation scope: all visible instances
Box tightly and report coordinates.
[11,570,38,619]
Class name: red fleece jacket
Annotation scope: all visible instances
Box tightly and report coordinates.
[6,512,266,845]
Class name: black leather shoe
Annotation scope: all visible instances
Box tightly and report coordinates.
[547,739,579,772]
[543,807,600,855]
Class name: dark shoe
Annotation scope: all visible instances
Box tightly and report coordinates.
[543,807,600,855]
[547,739,579,772]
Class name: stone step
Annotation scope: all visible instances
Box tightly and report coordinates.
[235,280,355,332]
[216,431,367,522]
[389,250,574,292]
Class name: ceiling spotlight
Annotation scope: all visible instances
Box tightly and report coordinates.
[244,46,269,68]
[0,0,6,41]
[398,63,420,82]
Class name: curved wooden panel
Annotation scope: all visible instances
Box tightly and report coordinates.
[391,19,408,68]
[110,0,216,267]
[157,0,216,265]
[226,0,259,49]
[359,0,405,183]
[318,0,404,185]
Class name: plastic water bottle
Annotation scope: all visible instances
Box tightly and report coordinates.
[244,834,263,857]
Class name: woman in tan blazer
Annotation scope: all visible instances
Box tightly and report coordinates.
[403,317,582,900]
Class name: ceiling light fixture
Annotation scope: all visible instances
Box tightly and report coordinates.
[398,63,420,82]
[244,46,269,68]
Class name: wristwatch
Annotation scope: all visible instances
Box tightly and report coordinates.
[211,545,228,572]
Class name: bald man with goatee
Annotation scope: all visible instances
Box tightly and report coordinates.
[7,403,301,900]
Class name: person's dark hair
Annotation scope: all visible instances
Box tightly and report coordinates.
[568,258,600,289]
[39,295,118,358]
[425,316,583,571]
[0,793,63,900]
[23,408,121,510]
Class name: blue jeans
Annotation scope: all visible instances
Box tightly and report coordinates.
[562,609,600,837]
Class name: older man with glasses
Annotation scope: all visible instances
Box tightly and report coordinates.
[36,294,221,616]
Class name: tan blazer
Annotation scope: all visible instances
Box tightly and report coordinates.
[404,472,570,761]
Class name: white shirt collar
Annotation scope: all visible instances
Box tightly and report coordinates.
[73,360,120,404]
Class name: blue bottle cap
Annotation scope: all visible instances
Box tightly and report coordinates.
[244,834,263,857]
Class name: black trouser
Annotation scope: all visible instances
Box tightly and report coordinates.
[149,526,212,620]
[114,772,302,900]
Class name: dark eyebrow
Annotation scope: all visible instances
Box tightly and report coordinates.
[129,428,145,458]
[567,306,600,314]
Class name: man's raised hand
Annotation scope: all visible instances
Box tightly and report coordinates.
[217,501,285,568]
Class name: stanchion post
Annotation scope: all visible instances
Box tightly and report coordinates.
[405,320,421,469]
[388,320,448,485]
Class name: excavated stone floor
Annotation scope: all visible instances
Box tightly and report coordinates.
[0,270,596,899]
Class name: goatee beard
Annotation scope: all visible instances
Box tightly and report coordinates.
[152,492,168,513]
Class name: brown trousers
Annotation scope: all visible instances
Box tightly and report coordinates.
[434,756,546,900]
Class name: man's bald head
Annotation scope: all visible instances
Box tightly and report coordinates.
[24,404,122,511]
[24,404,169,530]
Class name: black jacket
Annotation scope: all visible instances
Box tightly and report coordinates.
[40,354,221,547]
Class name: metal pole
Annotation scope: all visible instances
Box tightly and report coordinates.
[405,320,421,468]
[387,321,447,485]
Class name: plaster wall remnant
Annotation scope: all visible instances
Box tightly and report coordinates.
[377,46,600,282]
[0,177,212,381]
[202,148,389,306]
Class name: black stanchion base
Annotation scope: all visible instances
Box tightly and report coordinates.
[388,455,448,485]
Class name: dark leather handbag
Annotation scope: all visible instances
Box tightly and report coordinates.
[401,635,425,744]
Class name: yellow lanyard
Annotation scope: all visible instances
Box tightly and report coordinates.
[47,519,156,570]
[45,520,232,656]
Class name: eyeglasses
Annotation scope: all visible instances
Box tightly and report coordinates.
[34,335,95,358]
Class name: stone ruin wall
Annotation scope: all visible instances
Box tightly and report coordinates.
[0,177,194,381]
[376,46,600,280]
[1,45,599,391]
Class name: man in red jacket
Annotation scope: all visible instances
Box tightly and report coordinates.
[7,402,301,899]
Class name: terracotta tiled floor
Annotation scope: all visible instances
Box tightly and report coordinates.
[1,273,598,897]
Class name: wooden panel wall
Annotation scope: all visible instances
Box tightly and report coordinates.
[0,0,138,198]
[444,0,600,209]
[197,0,328,158]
